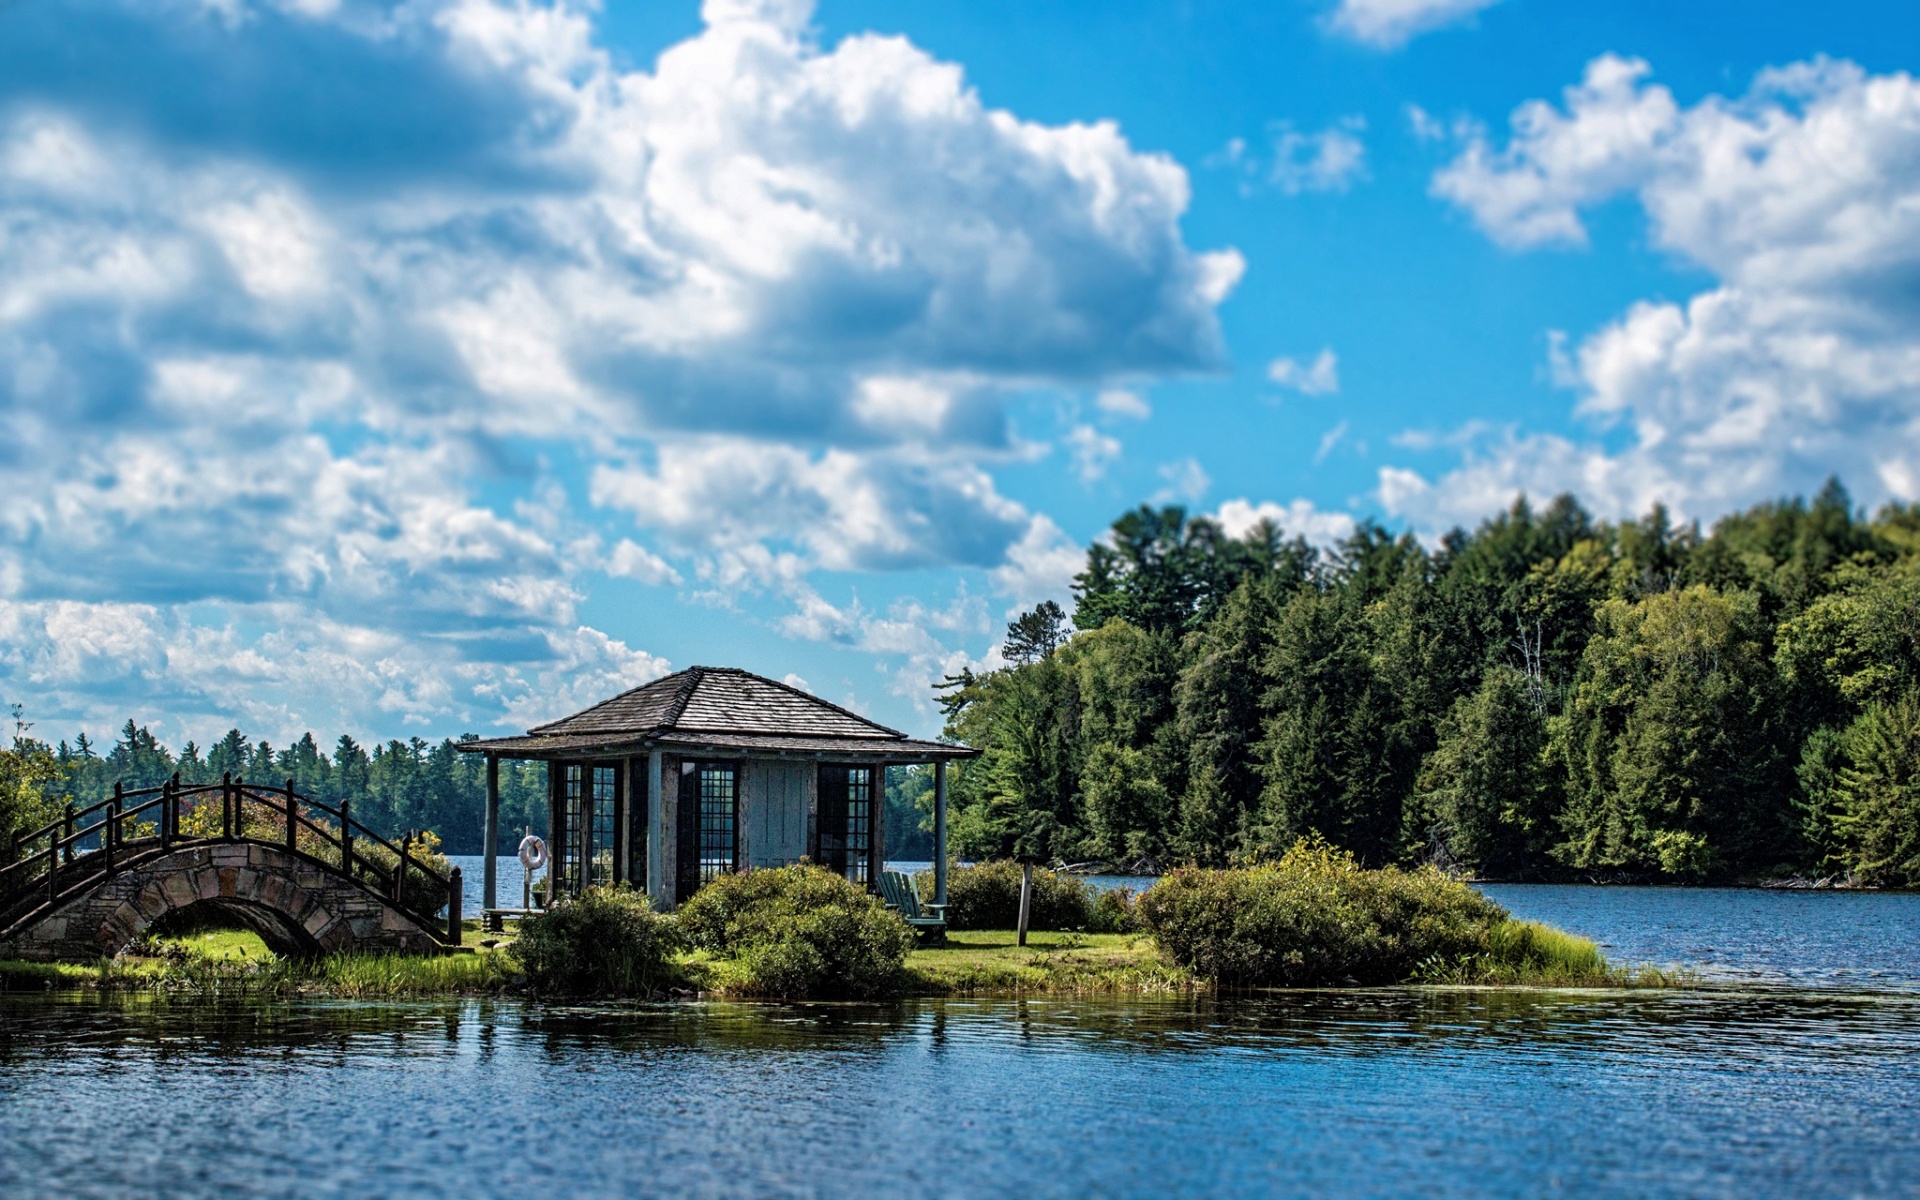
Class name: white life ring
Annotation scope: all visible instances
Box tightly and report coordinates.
[517,834,549,872]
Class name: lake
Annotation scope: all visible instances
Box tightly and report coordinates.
[4,885,1918,1198]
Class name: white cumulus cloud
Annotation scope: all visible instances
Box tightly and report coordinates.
[0,0,1238,738]
[1397,55,1920,529]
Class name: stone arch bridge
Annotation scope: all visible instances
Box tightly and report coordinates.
[0,778,462,961]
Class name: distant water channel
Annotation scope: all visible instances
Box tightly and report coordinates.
[5,883,1918,1197]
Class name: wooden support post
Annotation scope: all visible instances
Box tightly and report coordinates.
[220,773,232,841]
[546,762,562,906]
[482,753,500,913]
[62,804,74,866]
[47,825,57,905]
[870,765,884,889]
[286,777,298,852]
[1016,861,1033,948]
[448,867,463,945]
[395,833,411,904]
[646,749,664,907]
[933,760,949,909]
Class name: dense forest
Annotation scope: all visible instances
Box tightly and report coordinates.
[939,481,1920,886]
[4,479,1913,883]
[0,714,937,860]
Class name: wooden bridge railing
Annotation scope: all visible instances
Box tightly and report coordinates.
[0,775,461,945]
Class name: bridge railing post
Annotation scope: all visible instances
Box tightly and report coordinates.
[62,804,73,866]
[160,775,173,851]
[47,824,57,905]
[339,798,353,880]
[448,867,463,946]
[394,833,411,904]
[104,783,120,877]
[285,777,298,853]
[220,773,232,841]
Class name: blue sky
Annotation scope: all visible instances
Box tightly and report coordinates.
[4,0,1918,747]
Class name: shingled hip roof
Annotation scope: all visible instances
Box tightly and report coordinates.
[459,666,976,759]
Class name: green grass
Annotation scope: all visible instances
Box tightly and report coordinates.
[903,930,1198,996]
[168,928,274,962]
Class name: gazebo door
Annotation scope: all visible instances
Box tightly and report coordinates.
[676,761,738,899]
[816,765,877,885]
[557,762,622,896]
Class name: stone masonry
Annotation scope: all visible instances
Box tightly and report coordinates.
[0,843,447,962]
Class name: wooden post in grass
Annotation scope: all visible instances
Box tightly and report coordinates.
[1017,861,1033,948]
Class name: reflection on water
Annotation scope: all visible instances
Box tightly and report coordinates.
[3,988,1918,1198]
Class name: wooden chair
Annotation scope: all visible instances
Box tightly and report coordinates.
[877,869,947,942]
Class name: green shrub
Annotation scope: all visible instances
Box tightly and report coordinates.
[510,885,677,996]
[1136,839,1506,986]
[1087,886,1139,933]
[676,864,913,999]
[938,861,1094,931]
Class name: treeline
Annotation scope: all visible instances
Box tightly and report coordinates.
[2,716,939,861]
[939,482,1920,886]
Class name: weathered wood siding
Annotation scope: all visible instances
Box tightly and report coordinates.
[744,760,810,870]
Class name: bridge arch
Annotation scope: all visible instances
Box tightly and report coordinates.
[142,896,329,957]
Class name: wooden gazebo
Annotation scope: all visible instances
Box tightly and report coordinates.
[458,666,975,912]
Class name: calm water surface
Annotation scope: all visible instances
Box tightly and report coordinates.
[5,883,1917,1198]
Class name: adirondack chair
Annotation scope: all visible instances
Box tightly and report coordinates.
[878,869,947,943]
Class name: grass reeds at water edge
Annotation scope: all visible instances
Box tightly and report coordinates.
[0,936,520,999]
[1412,919,1694,989]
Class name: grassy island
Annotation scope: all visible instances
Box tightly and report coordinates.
[0,855,1684,1000]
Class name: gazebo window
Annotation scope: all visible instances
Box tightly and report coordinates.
[589,765,617,885]
[697,763,737,883]
[559,764,584,895]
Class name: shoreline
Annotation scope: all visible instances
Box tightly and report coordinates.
[0,927,1686,1001]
